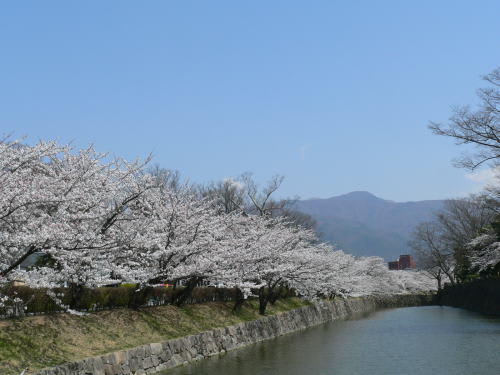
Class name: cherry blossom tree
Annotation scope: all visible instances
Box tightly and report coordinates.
[0,138,157,288]
[0,136,437,315]
[468,232,500,276]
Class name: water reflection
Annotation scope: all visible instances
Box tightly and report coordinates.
[162,306,500,375]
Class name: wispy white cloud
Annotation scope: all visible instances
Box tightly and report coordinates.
[465,167,500,192]
[299,144,310,160]
[223,177,245,190]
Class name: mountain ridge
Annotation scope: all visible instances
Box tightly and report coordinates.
[294,191,444,261]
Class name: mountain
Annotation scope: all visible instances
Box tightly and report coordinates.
[294,191,444,261]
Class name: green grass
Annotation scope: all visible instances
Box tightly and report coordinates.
[0,298,308,375]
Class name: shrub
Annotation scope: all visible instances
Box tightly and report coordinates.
[0,284,293,317]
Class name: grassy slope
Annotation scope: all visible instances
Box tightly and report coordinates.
[0,298,308,375]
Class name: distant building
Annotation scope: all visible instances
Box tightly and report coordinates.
[388,254,416,270]
[388,261,400,270]
[398,254,416,269]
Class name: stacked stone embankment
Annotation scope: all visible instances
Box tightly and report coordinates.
[438,279,500,316]
[34,294,433,375]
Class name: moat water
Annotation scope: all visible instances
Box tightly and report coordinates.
[162,305,500,375]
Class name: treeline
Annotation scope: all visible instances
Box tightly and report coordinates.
[410,67,500,289]
[409,194,500,287]
[0,137,435,316]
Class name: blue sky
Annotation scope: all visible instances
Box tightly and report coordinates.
[1,1,499,201]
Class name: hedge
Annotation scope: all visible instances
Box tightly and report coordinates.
[0,284,296,317]
[0,285,239,317]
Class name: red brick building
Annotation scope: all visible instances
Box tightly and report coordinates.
[398,254,416,269]
[388,254,416,270]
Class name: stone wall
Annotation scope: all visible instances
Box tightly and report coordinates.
[438,279,500,316]
[34,294,433,375]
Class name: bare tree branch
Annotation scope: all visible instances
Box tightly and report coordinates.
[429,67,500,169]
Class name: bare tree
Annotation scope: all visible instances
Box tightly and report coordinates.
[410,196,496,283]
[410,221,455,286]
[425,264,443,291]
[199,173,316,231]
[197,178,246,215]
[483,181,500,214]
[148,165,183,192]
[278,208,317,231]
[429,67,500,169]
[438,197,495,249]
[240,173,290,216]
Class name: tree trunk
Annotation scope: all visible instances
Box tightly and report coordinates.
[258,287,268,315]
[232,288,245,312]
[445,272,456,285]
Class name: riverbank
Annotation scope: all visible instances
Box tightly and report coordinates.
[30,294,433,375]
[0,298,307,375]
[438,279,500,316]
